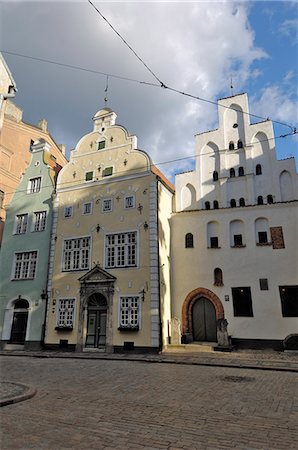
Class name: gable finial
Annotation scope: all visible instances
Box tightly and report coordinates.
[104,75,109,106]
[230,75,234,96]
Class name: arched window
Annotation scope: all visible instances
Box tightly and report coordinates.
[257,196,263,205]
[205,201,211,210]
[238,166,244,176]
[214,268,223,286]
[213,171,219,181]
[185,233,194,248]
[255,218,270,244]
[237,140,243,149]
[239,198,245,207]
[230,199,236,208]
[267,194,274,204]
[256,164,262,175]
[230,168,235,178]
[213,200,219,209]
[14,299,29,309]
[229,142,235,150]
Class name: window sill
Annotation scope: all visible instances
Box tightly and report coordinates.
[118,326,139,332]
[207,246,221,249]
[231,245,246,248]
[256,242,272,246]
[55,326,73,331]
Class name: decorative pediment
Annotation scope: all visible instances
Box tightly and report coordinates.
[78,264,116,284]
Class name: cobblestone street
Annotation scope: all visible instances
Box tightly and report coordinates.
[1,355,297,449]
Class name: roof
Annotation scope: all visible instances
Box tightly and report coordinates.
[151,165,175,193]
[0,52,17,92]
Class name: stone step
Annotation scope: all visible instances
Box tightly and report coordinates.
[4,344,24,351]
[164,343,217,353]
[83,347,106,353]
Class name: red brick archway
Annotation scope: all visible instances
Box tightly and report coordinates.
[182,287,224,335]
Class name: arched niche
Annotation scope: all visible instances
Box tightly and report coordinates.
[224,103,245,144]
[230,219,245,246]
[279,170,293,202]
[181,183,196,210]
[200,142,220,185]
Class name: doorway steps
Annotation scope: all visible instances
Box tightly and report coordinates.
[3,344,24,351]
[83,347,106,353]
[164,342,217,353]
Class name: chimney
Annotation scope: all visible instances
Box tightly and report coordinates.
[58,144,66,156]
[38,119,48,132]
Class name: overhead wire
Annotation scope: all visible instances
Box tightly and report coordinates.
[1,130,296,197]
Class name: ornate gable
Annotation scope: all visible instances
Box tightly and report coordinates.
[78,265,116,284]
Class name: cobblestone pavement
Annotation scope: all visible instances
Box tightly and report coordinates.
[0,356,297,450]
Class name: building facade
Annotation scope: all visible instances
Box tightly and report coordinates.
[171,93,298,349]
[45,108,174,352]
[0,139,62,350]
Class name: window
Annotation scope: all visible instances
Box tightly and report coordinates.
[33,211,46,232]
[97,140,105,150]
[259,279,269,290]
[103,166,113,177]
[213,171,219,181]
[83,202,92,215]
[229,142,235,150]
[256,164,262,175]
[233,234,243,246]
[29,139,34,151]
[230,168,235,178]
[64,206,73,218]
[105,232,137,268]
[13,251,37,279]
[257,196,263,205]
[238,167,244,176]
[232,287,253,317]
[279,286,298,317]
[230,199,236,208]
[237,140,243,149]
[15,214,28,234]
[267,194,274,204]
[119,296,140,329]
[62,237,90,271]
[239,197,245,207]
[210,237,219,248]
[0,190,4,209]
[213,200,219,209]
[28,177,41,193]
[258,231,268,244]
[205,201,210,210]
[214,268,223,286]
[185,233,194,248]
[124,196,135,209]
[57,299,75,328]
[102,198,112,212]
[85,171,94,182]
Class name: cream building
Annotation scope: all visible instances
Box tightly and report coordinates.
[45,108,174,352]
[171,93,298,350]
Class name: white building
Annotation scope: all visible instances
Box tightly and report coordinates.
[171,93,298,350]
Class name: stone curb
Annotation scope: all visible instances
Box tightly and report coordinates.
[0,381,37,407]
[1,351,298,373]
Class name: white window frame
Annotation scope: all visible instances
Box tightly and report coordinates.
[105,231,138,269]
[82,202,93,215]
[62,236,91,271]
[102,198,113,213]
[119,296,141,329]
[14,213,28,234]
[12,250,38,280]
[64,206,73,218]
[56,298,76,329]
[28,177,41,194]
[102,166,114,177]
[124,195,135,209]
[85,171,94,182]
[33,211,47,232]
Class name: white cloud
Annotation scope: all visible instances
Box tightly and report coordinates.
[279,19,298,39]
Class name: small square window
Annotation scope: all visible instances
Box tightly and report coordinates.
[103,167,113,177]
[234,234,243,246]
[210,237,219,248]
[28,177,41,193]
[102,199,112,212]
[125,196,135,209]
[83,202,92,215]
[64,206,73,218]
[85,171,93,182]
[97,141,105,150]
[259,279,269,290]
[258,231,268,244]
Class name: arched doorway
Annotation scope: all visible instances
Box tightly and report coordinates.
[192,297,217,342]
[10,299,29,344]
[85,294,107,348]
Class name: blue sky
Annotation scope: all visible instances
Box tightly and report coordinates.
[1,1,297,178]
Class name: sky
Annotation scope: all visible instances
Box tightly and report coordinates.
[1,1,297,181]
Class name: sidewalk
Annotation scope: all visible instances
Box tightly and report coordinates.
[1,348,298,372]
[0,380,36,407]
